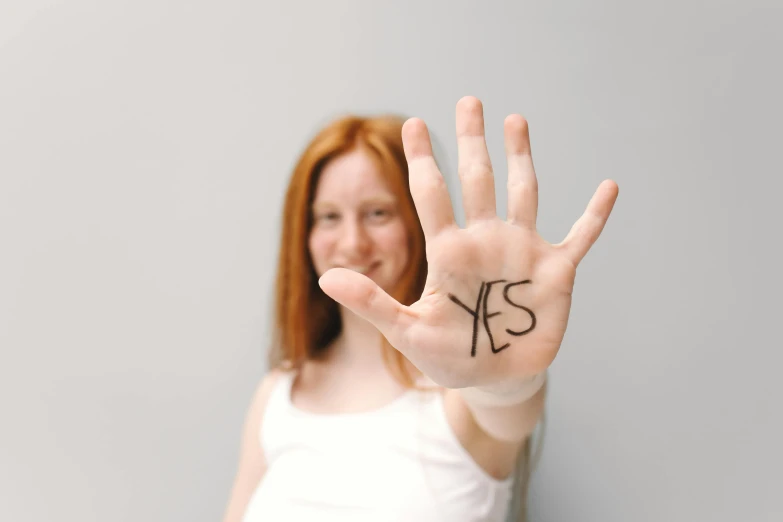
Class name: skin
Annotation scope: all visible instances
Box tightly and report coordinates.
[320,96,619,390]
[309,147,411,301]
[221,96,619,522]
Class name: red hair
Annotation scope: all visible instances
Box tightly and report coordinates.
[268,114,427,387]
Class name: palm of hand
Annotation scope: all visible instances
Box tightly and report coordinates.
[320,96,618,389]
[405,219,575,388]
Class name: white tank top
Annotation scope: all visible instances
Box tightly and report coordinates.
[241,370,514,522]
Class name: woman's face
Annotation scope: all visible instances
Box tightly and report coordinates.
[308,148,410,294]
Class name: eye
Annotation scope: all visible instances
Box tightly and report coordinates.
[315,211,339,224]
[366,207,393,223]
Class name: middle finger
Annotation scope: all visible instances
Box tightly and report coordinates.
[456,96,497,225]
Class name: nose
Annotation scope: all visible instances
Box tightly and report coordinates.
[338,216,372,258]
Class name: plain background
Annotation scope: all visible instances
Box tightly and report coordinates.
[2,0,782,520]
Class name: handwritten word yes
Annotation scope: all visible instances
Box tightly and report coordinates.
[448,280,536,357]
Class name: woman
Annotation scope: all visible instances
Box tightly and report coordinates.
[221,96,619,522]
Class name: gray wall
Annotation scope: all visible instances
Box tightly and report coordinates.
[1,0,781,520]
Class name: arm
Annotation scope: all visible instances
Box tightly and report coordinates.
[221,370,283,522]
[458,373,548,442]
[443,377,547,480]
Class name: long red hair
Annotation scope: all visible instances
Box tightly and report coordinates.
[268,114,427,387]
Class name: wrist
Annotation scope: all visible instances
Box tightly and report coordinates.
[458,371,548,407]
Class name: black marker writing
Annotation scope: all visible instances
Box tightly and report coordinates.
[482,280,510,354]
[448,282,484,357]
[503,280,536,336]
[448,280,536,357]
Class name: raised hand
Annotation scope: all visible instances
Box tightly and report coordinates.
[319,96,618,389]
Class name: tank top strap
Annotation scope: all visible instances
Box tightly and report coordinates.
[265,369,297,416]
[259,369,297,465]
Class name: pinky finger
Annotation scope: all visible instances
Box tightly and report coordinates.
[556,180,619,266]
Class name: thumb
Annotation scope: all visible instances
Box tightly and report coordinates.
[318,268,411,340]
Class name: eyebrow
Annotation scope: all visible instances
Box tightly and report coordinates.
[312,197,397,210]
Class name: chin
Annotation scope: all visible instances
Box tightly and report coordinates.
[376,273,405,295]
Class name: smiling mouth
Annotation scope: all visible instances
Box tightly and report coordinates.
[339,261,381,275]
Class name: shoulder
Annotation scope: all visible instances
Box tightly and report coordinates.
[441,388,527,481]
[240,367,294,463]
[257,366,291,398]
[250,366,292,423]
[241,367,293,449]
[220,367,293,522]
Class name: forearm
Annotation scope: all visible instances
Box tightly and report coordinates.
[458,375,548,442]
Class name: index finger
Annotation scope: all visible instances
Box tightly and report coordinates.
[402,118,457,238]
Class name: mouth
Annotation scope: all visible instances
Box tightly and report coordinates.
[339,261,381,276]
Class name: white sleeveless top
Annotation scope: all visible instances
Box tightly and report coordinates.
[241,370,514,522]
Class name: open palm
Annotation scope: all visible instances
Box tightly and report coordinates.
[319,96,618,389]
